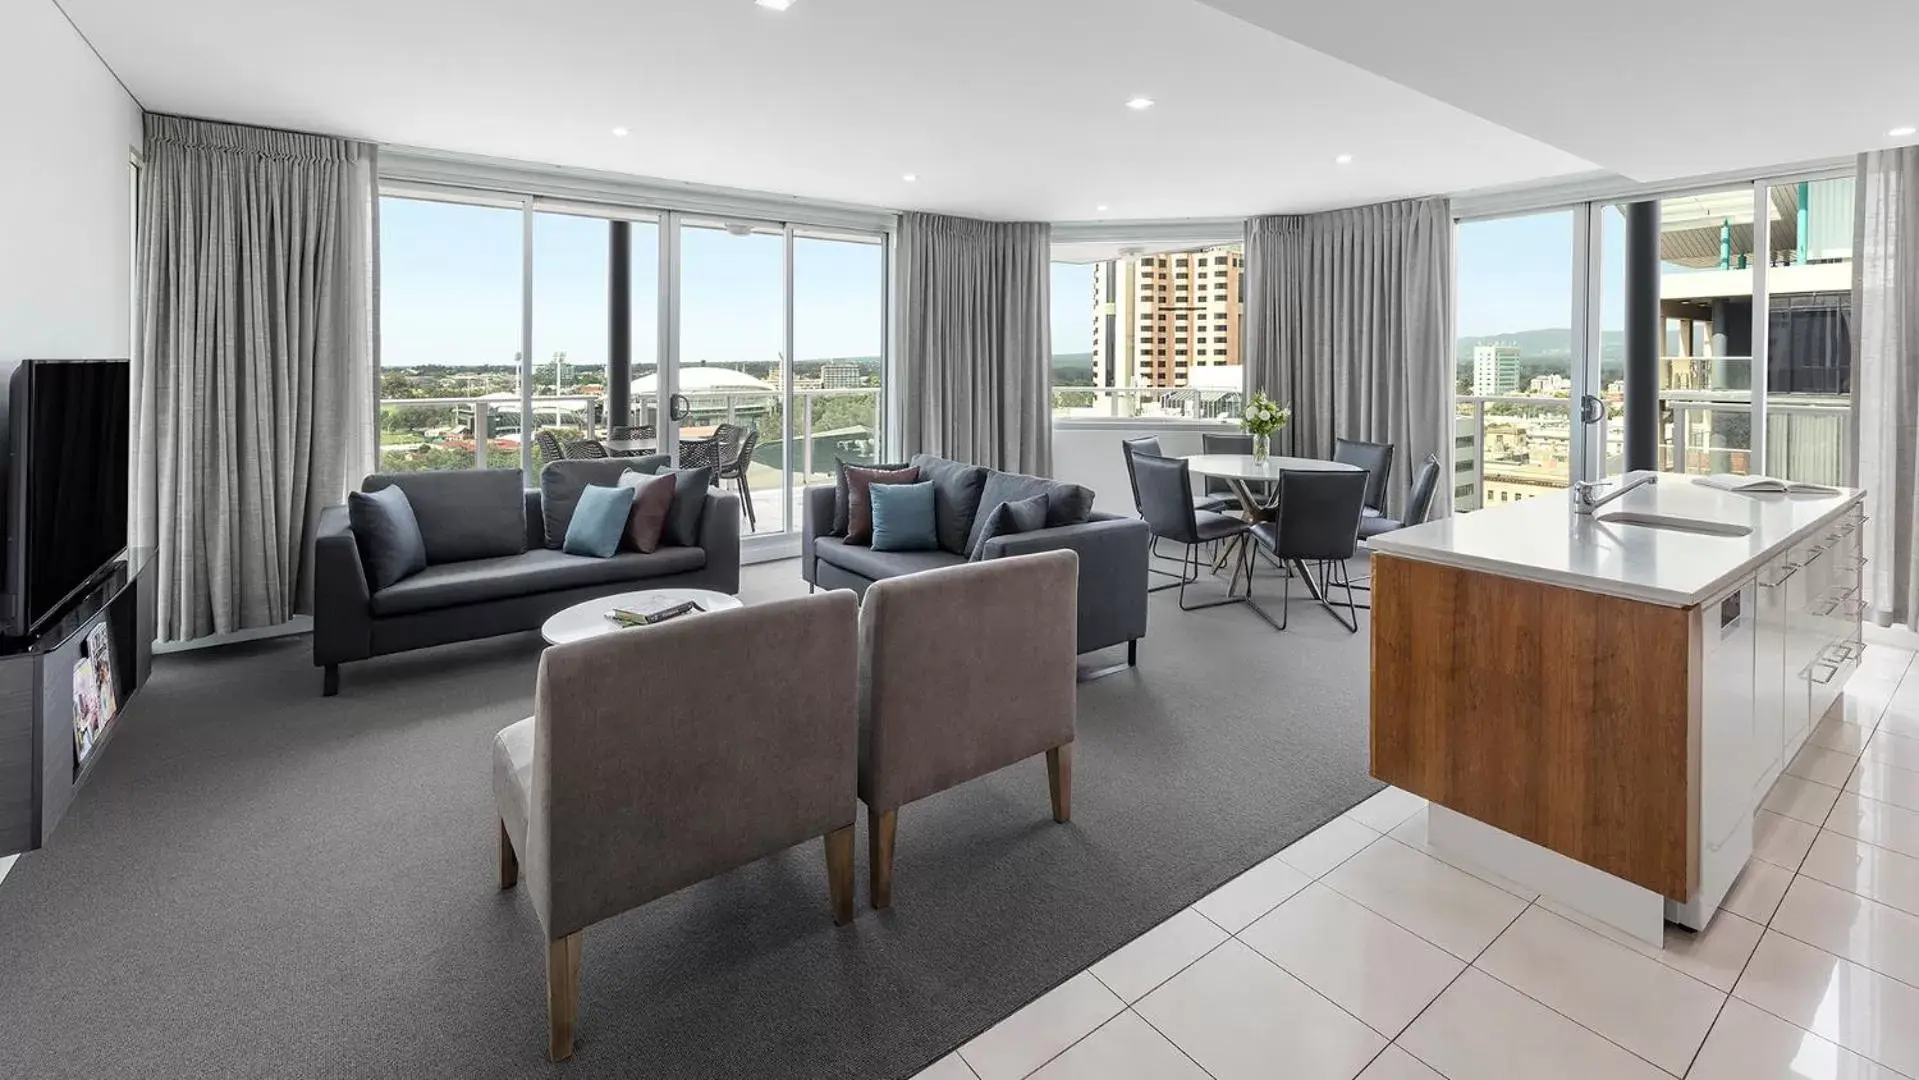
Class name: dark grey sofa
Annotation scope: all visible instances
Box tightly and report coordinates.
[801,454,1150,670]
[315,461,740,695]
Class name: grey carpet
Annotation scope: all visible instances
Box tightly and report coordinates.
[0,558,1379,1080]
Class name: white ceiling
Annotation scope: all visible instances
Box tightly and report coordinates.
[60,0,1597,220]
[1194,0,1919,184]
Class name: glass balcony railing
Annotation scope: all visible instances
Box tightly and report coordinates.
[1052,385,1243,421]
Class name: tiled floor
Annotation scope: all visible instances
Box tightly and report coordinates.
[916,642,1919,1080]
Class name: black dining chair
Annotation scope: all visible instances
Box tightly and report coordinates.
[1360,453,1441,541]
[1132,453,1257,612]
[1201,432,1257,506]
[719,428,761,530]
[1248,470,1370,632]
[560,437,609,460]
[533,430,565,467]
[1122,436,1233,517]
[1333,437,1395,519]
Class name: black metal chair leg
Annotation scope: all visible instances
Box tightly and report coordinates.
[736,473,757,530]
[1177,542,1248,612]
[1316,559,1360,633]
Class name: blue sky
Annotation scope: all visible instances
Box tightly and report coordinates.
[380,197,885,369]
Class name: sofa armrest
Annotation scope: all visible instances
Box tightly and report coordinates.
[801,485,838,585]
[313,504,373,665]
[698,491,742,594]
[982,513,1150,653]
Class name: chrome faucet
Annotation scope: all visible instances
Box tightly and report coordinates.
[1571,471,1657,515]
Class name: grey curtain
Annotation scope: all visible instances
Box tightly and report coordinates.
[1244,197,1455,518]
[897,212,1052,475]
[134,115,377,642]
[1854,147,1919,627]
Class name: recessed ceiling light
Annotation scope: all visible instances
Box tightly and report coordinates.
[756,0,795,10]
[1335,153,1353,165]
[1096,205,1110,212]
[1890,125,1917,138]
[611,126,629,137]
[1126,97,1155,111]
[902,173,918,182]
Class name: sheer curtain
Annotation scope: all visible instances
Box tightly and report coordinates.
[896,212,1052,474]
[1243,197,1454,518]
[1854,147,1919,627]
[134,115,377,642]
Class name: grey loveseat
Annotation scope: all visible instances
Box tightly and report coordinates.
[315,460,740,695]
[801,454,1150,670]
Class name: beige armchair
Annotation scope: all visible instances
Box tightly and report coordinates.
[857,550,1079,909]
[492,591,860,1060]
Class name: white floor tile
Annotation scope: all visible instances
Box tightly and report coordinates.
[1755,810,1824,869]
[1474,906,1723,1075]
[1387,812,1537,899]
[1089,907,1227,1004]
[1191,850,1313,933]
[1770,875,1919,987]
[1825,792,1919,860]
[1831,692,1893,729]
[1240,882,1464,1038]
[1865,728,1919,773]
[1135,939,1386,1080]
[1688,997,1904,1080]
[1322,834,1530,960]
[1790,745,1865,789]
[1847,758,1919,814]
[1764,775,1846,826]
[1398,968,1668,1080]
[1026,1011,1208,1080]
[1276,815,1381,880]
[1356,1046,1445,1080]
[1878,710,1919,743]
[1799,829,1919,917]
[958,973,1124,1080]
[1734,931,1919,1079]
[1720,857,1796,925]
[1345,787,1428,834]
[911,1053,979,1080]
[1809,720,1875,755]
[1536,898,1763,993]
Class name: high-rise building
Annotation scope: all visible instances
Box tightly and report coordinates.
[818,362,863,389]
[1090,247,1243,389]
[1471,345,1521,396]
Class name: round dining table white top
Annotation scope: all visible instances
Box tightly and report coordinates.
[1181,453,1363,482]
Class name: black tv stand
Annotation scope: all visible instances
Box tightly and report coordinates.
[0,548,154,856]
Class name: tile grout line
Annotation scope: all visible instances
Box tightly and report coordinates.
[1371,893,1541,1080]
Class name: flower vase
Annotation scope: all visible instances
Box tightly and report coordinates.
[1252,432,1271,464]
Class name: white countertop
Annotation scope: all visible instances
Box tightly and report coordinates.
[1369,474,1864,607]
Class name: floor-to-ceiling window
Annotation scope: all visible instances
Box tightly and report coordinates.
[1763,177,1854,486]
[679,220,785,534]
[792,230,886,495]
[1656,188,1759,475]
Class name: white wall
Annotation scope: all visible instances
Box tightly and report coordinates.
[1051,419,1239,513]
[0,0,143,368]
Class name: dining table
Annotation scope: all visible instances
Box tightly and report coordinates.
[1181,453,1365,624]
[600,425,717,458]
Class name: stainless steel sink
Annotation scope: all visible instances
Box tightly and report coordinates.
[1595,511,1753,537]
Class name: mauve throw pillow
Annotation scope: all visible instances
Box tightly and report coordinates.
[348,486,428,589]
[843,464,921,546]
[832,458,910,536]
[616,470,676,553]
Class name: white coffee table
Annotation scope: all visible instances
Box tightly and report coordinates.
[540,588,743,646]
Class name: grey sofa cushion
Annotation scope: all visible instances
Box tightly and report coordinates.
[363,468,526,564]
[369,546,706,616]
[813,536,966,581]
[963,470,1096,554]
[969,493,1049,561]
[347,486,428,590]
[660,467,714,547]
[909,454,990,556]
[541,456,669,549]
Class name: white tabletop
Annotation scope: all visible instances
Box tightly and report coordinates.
[1182,453,1363,482]
[541,588,743,645]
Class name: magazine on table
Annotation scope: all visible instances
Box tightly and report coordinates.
[605,595,705,628]
[1694,474,1841,495]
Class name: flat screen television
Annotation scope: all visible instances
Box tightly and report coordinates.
[3,358,131,638]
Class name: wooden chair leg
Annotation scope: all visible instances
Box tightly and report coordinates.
[546,931,582,1062]
[868,807,898,910]
[498,820,518,890]
[1047,742,1073,824]
[824,824,854,925]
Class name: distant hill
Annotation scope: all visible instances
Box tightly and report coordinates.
[1052,352,1096,387]
[1457,329,1627,382]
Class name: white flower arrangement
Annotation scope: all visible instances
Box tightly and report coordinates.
[1241,392,1291,437]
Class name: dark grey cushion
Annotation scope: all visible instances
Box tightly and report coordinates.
[969,493,1050,561]
[962,470,1096,554]
[909,454,990,556]
[832,458,909,536]
[368,547,707,616]
[540,456,669,549]
[812,537,966,581]
[363,469,525,564]
[660,467,713,547]
[348,486,427,590]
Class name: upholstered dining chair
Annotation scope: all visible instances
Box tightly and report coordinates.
[1248,470,1370,632]
[1122,435,1233,515]
[1131,452,1256,609]
[492,592,860,1060]
[1200,432,1257,504]
[1351,452,1442,610]
[857,552,1078,910]
[1333,437,1396,519]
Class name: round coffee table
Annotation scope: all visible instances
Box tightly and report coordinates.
[540,588,743,646]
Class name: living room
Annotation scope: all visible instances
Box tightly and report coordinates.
[7,2,1919,1079]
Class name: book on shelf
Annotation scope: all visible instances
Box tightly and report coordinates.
[1695,474,1841,495]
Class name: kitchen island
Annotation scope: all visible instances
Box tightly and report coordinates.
[1368,473,1865,943]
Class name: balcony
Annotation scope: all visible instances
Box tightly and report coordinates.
[1051,385,1243,422]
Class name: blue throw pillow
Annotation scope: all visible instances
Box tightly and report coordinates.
[869,481,939,552]
[563,484,637,558]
